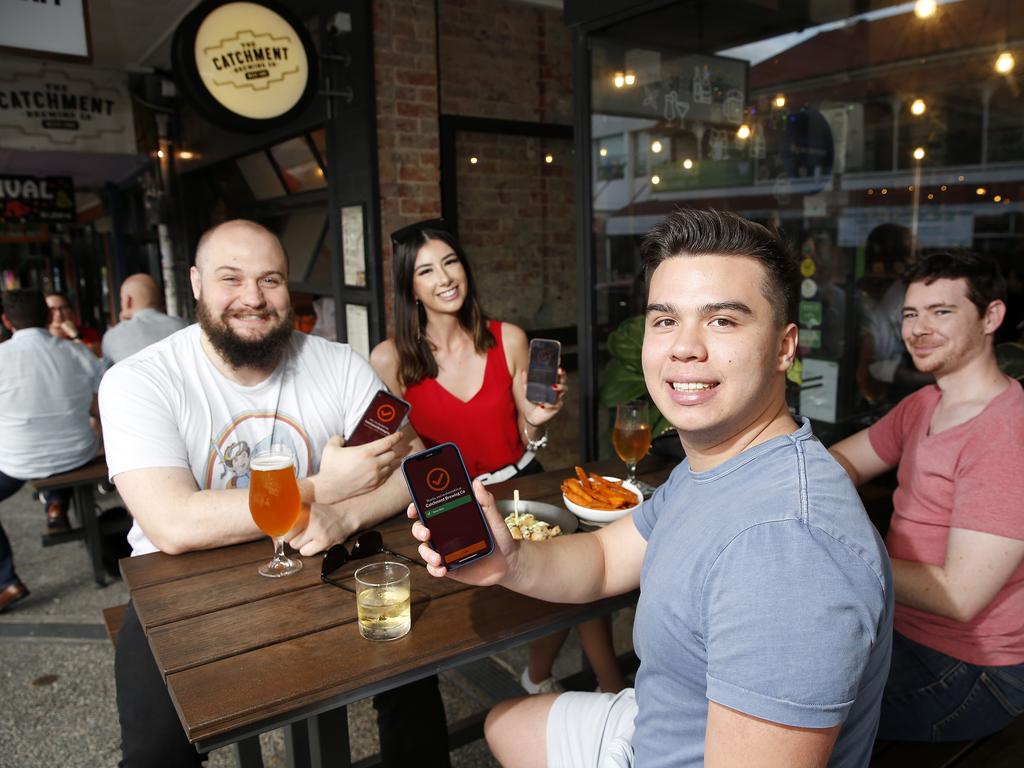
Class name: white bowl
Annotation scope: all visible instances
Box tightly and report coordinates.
[562,476,643,524]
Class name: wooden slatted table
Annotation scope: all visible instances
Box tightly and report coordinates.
[121,456,674,767]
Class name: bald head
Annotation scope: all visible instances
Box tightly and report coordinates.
[194,219,286,274]
[119,274,162,319]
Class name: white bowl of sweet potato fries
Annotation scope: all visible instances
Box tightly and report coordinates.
[561,467,643,524]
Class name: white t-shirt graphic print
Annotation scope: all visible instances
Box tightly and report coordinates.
[99,325,381,555]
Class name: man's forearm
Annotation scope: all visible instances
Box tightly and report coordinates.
[330,468,412,531]
[503,532,618,604]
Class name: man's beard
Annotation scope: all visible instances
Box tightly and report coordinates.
[197,299,295,370]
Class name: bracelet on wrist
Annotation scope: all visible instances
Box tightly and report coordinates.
[524,424,548,451]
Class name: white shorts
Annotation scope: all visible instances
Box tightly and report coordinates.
[546,689,638,768]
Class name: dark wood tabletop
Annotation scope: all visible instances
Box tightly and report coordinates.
[121,454,675,761]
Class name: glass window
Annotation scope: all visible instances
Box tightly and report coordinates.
[275,210,326,282]
[310,128,328,170]
[270,137,327,193]
[236,152,286,200]
[586,0,1024,447]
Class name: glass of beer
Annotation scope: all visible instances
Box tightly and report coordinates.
[613,400,653,493]
[249,445,304,578]
[355,561,411,641]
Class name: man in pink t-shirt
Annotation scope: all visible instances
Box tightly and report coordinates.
[831,250,1024,741]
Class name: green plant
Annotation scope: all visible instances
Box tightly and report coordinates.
[598,316,673,437]
[997,341,1024,380]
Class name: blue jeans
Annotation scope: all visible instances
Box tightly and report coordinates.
[0,468,73,589]
[877,631,1024,741]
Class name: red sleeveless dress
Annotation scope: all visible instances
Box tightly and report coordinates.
[404,320,524,478]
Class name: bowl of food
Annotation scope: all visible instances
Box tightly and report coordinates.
[561,467,643,524]
[496,499,578,540]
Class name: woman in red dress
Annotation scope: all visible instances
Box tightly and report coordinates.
[371,219,626,695]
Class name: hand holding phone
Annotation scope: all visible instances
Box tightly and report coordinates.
[526,338,561,405]
[315,431,403,505]
[347,390,411,447]
[402,443,494,571]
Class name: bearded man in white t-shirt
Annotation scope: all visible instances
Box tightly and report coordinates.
[99,220,452,768]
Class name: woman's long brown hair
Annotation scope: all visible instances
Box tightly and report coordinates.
[392,224,495,387]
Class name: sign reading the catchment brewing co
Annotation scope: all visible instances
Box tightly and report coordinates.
[172,0,318,133]
[0,63,136,153]
[0,176,75,224]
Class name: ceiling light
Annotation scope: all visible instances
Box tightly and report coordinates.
[976,187,987,195]
[156,149,165,158]
[881,188,888,195]
[995,52,1015,74]
[736,124,751,140]
[774,94,786,108]
[599,147,608,157]
[994,195,1003,202]
[613,72,625,88]
[544,153,554,164]
[682,158,693,170]
[651,175,661,185]
[914,0,937,19]
[651,140,663,153]
[470,156,478,165]
[910,99,926,116]
[624,72,637,86]
[178,150,194,160]
[913,147,926,160]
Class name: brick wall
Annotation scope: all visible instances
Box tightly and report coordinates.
[438,0,573,123]
[373,0,442,323]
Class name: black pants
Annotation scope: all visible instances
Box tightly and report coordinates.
[116,601,451,767]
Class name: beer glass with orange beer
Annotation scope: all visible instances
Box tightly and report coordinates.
[613,401,653,493]
[249,445,303,577]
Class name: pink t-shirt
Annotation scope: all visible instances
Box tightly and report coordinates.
[869,379,1024,665]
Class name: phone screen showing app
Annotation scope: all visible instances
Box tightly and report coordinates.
[347,390,411,447]
[402,443,493,569]
[526,338,560,405]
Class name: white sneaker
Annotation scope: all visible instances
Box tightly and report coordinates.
[520,667,565,695]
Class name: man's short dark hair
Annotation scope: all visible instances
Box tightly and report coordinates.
[904,250,1007,316]
[640,209,800,326]
[2,289,48,329]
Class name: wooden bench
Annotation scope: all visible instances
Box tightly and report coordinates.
[31,454,130,586]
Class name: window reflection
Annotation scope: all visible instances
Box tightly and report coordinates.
[236,152,286,200]
[270,137,327,192]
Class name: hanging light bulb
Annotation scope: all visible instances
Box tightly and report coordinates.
[914,0,937,19]
[651,175,661,185]
[774,94,786,108]
[613,72,626,88]
[913,147,926,160]
[736,124,752,140]
[624,72,637,86]
[470,156,478,165]
[599,147,608,157]
[651,140,663,153]
[995,52,1016,74]
[910,99,926,116]
[544,153,554,164]
[682,158,694,170]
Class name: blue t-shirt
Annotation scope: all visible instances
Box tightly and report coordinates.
[632,419,893,768]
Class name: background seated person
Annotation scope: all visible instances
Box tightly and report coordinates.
[831,250,1024,741]
[102,273,187,364]
[46,291,101,357]
[99,220,450,768]
[0,289,104,610]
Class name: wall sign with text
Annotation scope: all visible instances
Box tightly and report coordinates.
[0,63,136,154]
[0,176,75,224]
[0,0,90,61]
[172,0,318,133]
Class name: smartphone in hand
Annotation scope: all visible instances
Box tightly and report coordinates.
[402,443,493,570]
[347,390,412,447]
[526,338,561,405]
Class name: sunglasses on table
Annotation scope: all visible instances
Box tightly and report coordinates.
[320,530,419,593]
[389,217,449,246]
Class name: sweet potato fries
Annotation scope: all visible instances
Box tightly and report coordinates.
[561,468,640,511]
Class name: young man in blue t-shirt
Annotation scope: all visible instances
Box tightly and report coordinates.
[411,209,894,768]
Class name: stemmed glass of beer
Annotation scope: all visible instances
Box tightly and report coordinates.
[613,400,654,495]
[249,444,304,577]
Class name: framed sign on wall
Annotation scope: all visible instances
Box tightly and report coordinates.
[0,0,91,61]
[172,0,319,133]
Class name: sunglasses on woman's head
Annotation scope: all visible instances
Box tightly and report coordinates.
[320,530,417,592]
[389,218,449,247]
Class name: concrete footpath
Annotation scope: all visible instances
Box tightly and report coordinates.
[1,484,634,767]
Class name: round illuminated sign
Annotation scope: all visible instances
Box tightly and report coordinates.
[172,0,318,133]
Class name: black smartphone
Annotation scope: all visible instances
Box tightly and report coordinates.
[346,390,412,447]
[402,442,494,570]
[526,338,561,405]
